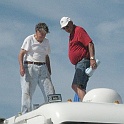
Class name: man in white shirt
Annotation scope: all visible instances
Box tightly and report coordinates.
[18,23,55,114]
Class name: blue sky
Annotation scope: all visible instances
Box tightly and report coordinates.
[0,0,124,118]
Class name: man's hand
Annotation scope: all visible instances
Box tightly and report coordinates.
[90,59,97,69]
[20,65,25,76]
[18,49,27,76]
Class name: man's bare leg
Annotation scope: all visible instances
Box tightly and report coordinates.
[72,84,86,101]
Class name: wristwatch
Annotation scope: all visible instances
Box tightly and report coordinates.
[90,56,95,60]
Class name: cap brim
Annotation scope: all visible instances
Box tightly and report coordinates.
[61,22,69,28]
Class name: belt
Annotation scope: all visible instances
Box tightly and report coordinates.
[24,61,46,66]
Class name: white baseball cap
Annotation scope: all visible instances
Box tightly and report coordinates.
[60,17,71,28]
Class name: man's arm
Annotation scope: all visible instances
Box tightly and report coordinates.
[88,42,97,69]
[46,55,51,75]
[18,49,27,76]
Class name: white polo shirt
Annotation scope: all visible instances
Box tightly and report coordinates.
[21,34,50,62]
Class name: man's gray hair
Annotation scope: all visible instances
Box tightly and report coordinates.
[35,23,50,33]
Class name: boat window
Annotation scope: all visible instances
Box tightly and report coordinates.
[60,122,120,124]
[0,118,5,124]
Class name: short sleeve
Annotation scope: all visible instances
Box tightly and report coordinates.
[21,36,32,51]
[77,28,92,47]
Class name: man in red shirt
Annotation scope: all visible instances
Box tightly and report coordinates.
[60,17,97,101]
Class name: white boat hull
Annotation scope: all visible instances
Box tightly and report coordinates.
[3,102,124,124]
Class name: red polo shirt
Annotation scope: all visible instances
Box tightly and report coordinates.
[68,25,92,65]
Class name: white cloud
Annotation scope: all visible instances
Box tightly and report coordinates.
[95,19,124,56]
[96,19,124,39]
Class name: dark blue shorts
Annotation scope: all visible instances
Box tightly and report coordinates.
[72,58,90,90]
